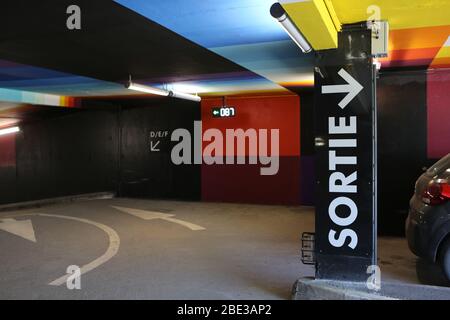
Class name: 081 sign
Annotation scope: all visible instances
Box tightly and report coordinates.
[212,107,236,118]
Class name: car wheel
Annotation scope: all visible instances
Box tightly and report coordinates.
[439,237,450,283]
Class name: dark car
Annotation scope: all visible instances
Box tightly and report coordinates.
[406,153,450,282]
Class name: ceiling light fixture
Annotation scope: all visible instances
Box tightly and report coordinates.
[126,79,201,102]
[169,90,201,102]
[270,2,313,53]
[125,81,170,97]
[0,126,20,136]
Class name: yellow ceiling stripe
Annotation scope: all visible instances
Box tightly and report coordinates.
[331,0,450,30]
[435,46,450,59]
[281,0,340,50]
[431,36,450,67]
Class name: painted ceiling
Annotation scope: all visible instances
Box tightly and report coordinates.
[0,0,288,109]
[0,0,449,108]
[280,0,450,68]
[114,0,315,89]
[333,0,450,68]
[116,0,450,79]
[0,60,281,102]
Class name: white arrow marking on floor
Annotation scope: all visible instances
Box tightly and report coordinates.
[28,214,121,287]
[111,206,205,231]
[322,68,364,109]
[0,218,36,243]
[150,140,160,152]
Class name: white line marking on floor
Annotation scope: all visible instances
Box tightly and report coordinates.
[162,217,206,231]
[29,214,120,287]
[0,218,36,242]
[111,206,175,220]
[111,206,206,231]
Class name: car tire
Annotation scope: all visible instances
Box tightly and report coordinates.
[439,237,450,283]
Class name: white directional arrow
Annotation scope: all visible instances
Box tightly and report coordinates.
[112,206,205,231]
[150,140,160,152]
[322,68,364,109]
[112,206,175,220]
[0,218,36,243]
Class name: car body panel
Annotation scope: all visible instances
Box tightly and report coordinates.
[406,153,450,262]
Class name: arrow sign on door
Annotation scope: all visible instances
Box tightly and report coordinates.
[322,68,364,109]
[0,218,36,242]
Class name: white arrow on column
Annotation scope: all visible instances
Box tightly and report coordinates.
[0,218,36,242]
[322,68,364,109]
[111,206,205,231]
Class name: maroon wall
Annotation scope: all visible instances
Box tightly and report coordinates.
[428,69,450,159]
[0,134,16,168]
[200,95,303,205]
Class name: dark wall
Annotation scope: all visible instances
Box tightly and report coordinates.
[0,98,202,205]
[119,98,201,201]
[0,108,119,205]
[300,91,315,156]
[377,70,430,235]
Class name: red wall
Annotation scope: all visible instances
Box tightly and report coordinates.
[201,95,301,205]
[0,135,16,168]
[428,69,450,159]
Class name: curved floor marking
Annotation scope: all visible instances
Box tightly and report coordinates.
[8,213,120,286]
[37,214,121,286]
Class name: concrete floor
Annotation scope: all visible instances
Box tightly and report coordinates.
[0,199,315,299]
[0,198,447,300]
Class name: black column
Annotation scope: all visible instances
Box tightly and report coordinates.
[314,24,377,281]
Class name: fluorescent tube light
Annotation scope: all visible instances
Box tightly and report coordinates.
[270,3,313,53]
[170,91,201,102]
[126,81,169,97]
[126,81,201,102]
[0,126,20,136]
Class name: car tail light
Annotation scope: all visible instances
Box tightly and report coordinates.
[422,179,450,206]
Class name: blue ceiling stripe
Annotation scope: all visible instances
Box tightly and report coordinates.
[115,0,289,48]
[115,0,314,87]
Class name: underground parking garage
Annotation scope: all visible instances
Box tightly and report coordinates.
[0,0,450,307]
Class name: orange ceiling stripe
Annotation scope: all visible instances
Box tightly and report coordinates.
[381,47,441,62]
[431,57,450,68]
[388,25,450,51]
[279,80,315,87]
[374,25,450,68]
